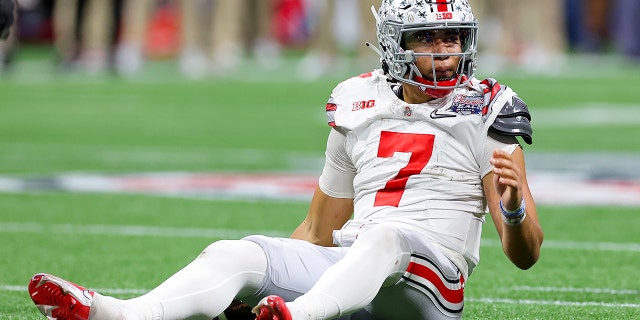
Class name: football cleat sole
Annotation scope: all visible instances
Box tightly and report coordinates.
[252,295,292,320]
[28,273,94,320]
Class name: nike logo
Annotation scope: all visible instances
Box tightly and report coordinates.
[83,290,93,300]
[430,108,457,119]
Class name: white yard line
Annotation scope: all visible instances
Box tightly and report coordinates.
[510,286,639,295]
[6,283,637,295]
[466,297,640,309]
[533,104,640,127]
[2,222,639,253]
[0,222,289,239]
[0,285,148,296]
[1,167,640,206]
[480,238,640,252]
[4,284,638,308]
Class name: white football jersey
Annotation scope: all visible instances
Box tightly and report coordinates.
[322,69,518,275]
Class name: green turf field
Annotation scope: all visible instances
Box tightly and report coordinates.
[1,48,639,319]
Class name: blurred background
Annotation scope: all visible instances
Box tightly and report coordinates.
[1,0,639,204]
[1,2,640,319]
[1,0,639,80]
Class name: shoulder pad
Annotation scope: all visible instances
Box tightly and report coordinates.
[489,96,533,144]
[326,99,337,127]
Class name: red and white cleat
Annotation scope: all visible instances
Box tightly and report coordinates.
[28,273,94,320]
[252,295,292,320]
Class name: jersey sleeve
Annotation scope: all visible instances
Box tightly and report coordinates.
[480,131,519,178]
[318,128,356,198]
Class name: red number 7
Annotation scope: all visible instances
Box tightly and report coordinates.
[374,131,435,207]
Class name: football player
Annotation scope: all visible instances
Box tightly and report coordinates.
[0,0,15,40]
[27,0,543,319]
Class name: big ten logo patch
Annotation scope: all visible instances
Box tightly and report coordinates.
[352,100,376,111]
[435,12,454,20]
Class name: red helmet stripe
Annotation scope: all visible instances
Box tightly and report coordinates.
[436,1,450,12]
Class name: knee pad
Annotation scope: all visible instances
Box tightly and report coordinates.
[350,225,411,285]
[198,240,267,271]
[354,224,408,254]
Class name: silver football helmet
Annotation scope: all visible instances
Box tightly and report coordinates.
[372,0,478,98]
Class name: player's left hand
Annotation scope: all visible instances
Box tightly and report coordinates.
[490,149,523,210]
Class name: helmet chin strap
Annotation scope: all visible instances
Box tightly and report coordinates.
[410,62,462,99]
[409,53,468,99]
[413,75,459,99]
[366,42,384,59]
[366,42,464,99]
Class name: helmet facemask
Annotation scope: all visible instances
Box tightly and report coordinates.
[373,0,479,98]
